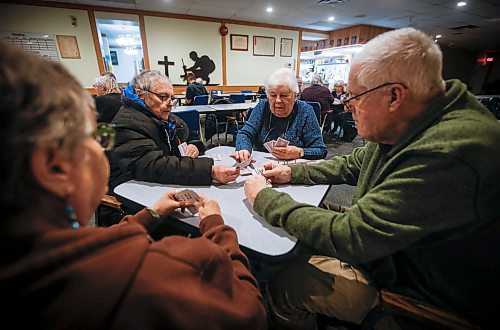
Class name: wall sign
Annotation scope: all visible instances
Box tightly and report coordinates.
[1,31,60,62]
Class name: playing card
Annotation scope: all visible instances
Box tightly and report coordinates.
[275,137,290,147]
[178,142,188,156]
[263,141,273,153]
[209,153,222,161]
[232,158,252,168]
[270,140,277,149]
[174,189,200,215]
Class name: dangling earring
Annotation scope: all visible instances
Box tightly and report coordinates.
[66,204,80,229]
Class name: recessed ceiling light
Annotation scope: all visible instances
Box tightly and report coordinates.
[266,7,273,13]
[435,34,442,38]
[457,2,466,7]
[328,16,335,22]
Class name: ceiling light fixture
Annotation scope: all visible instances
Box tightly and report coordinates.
[457,2,466,7]
[328,16,335,22]
[435,34,442,38]
[266,7,273,13]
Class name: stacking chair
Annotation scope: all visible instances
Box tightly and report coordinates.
[304,101,322,127]
[174,109,202,141]
[210,90,223,101]
[240,89,254,101]
[229,93,246,104]
[193,94,209,105]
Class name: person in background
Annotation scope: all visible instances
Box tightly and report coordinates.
[93,74,122,123]
[108,71,239,210]
[300,73,334,134]
[296,76,303,99]
[244,27,500,329]
[184,72,208,105]
[233,68,327,162]
[329,79,348,135]
[0,42,267,330]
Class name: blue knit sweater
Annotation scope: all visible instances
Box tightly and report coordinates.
[235,100,327,159]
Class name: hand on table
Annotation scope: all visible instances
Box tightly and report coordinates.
[184,144,199,158]
[271,146,303,160]
[244,175,269,206]
[261,162,292,184]
[151,191,192,217]
[211,165,240,183]
[230,149,253,163]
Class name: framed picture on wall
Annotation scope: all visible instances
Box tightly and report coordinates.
[56,35,80,59]
[230,34,248,51]
[253,36,275,56]
[110,50,119,65]
[280,38,293,57]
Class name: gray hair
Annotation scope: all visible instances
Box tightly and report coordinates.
[264,68,299,94]
[132,70,171,91]
[0,41,94,208]
[310,74,324,85]
[334,80,346,87]
[94,74,120,93]
[351,27,445,102]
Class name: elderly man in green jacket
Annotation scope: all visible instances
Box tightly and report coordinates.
[244,27,500,329]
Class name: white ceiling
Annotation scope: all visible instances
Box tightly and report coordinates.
[53,0,500,51]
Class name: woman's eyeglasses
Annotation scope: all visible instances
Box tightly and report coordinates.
[93,123,116,151]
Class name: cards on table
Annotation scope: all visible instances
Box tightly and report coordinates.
[232,158,253,168]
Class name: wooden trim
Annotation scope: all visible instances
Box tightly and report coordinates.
[138,14,150,69]
[221,23,227,85]
[87,9,104,73]
[297,30,302,73]
[13,1,328,34]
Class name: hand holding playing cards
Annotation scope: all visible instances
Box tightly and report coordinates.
[184,144,199,158]
[196,194,222,221]
[261,162,292,184]
[151,191,192,217]
[272,145,303,160]
[211,165,241,183]
[244,176,269,206]
[230,149,252,163]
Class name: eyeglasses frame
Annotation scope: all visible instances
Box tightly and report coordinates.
[343,82,405,109]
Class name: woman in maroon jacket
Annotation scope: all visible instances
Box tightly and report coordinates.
[0,42,267,330]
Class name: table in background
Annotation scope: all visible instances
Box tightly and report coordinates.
[114,146,329,261]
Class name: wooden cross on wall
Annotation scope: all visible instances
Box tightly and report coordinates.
[158,56,175,77]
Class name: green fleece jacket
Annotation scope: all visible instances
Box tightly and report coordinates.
[254,80,500,325]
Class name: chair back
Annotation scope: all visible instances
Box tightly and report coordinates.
[193,95,209,105]
[304,101,321,124]
[241,90,254,100]
[210,90,223,101]
[175,110,201,140]
[229,93,246,104]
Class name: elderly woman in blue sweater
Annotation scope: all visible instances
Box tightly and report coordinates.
[232,68,327,162]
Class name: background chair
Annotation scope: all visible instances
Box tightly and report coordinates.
[304,101,322,127]
[240,89,254,101]
[210,90,223,101]
[229,93,246,104]
[205,98,238,145]
[193,94,209,105]
[174,109,202,141]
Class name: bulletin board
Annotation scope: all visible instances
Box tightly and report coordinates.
[1,31,60,62]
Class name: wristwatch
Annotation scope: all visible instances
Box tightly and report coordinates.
[299,148,304,158]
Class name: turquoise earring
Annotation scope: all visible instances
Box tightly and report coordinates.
[66,205,80,229]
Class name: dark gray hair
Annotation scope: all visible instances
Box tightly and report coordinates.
[0,41,93,209]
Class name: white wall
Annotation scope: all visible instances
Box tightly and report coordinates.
[0,3,100,87]
[111,47,144,84]
[144,16,222,85]
[225,24,299,85]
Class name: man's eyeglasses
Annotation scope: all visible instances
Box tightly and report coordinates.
[343,82,404,110]
[93,123,116,151]
[145,90,177,105]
